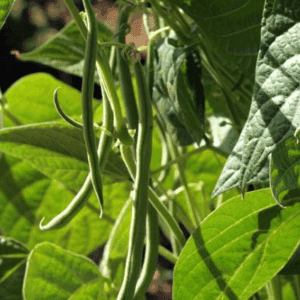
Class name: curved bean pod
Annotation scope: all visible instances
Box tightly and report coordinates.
[53,88,83,129]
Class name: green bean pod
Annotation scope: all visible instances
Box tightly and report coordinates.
[116,4,139,131]
[134,203,159,299]
[117,61,153,300]
[81,0,104,216]
[53,88,83,129]
[40,87,114,230]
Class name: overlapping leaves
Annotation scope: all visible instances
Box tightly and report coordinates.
[170,0,264,75]
[212,0,300,197]
[18,16,113,81]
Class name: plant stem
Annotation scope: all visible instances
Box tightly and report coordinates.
[293,275,300,299]
[167,136,201,227]
[266,276,282,300]
[158,245,177,264]
[120,145,186,249]
[151,144,228,175]
[148,0,192,45]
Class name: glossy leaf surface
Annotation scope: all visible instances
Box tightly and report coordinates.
[23,242,106,299]
[174,189,300,300]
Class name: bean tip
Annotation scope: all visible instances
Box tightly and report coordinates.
[39,217,46,231]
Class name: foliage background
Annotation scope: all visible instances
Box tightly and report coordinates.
[0,1,173,299]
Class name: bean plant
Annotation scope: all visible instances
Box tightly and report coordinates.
[1,0,300,299]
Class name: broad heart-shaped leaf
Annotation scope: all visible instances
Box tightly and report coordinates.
[18,17,113,80]
[0,236,28,300]
[0,122,130,189]
[173,189,300,300]
[0,153,130,255]
[153,36,205,146]
[23,242,107,300]
[171,0,264,75]
[0,0,14,30]
[212,0,300,198]
[270,135,300,205]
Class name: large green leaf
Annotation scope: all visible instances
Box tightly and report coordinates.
[0,236,28,300]
[23,242,106,300]
[173,189,300,299]
[0,153,130,255]
[0,122,129,189]
[18,17,113,80]
[0,0,14,30]
[170,0,264,75]
[3,73,83,126]
[212,0,300,197]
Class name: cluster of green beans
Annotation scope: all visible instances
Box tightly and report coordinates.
[40,87,113,230]
[117,60,153,300]
[40,0,113,230]
[41,1,187,298]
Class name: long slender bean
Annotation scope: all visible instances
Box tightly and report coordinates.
[64,0,132,145]
[80,0,104,216]
[120,143,186,249]
[117,61,153,300]
[116,4,139,131]
[40,86,114,230]
[134,203,159,299]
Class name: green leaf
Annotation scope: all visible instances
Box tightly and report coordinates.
[0,0,14,30]
[0,236,28,300]
[0,153,130,255]
[3,73,83,126]
[18,18,113,80]
[170,0,264,75]
[212,0,300,197]
[173,189,300,300]
[0,122,129,189]
[153,36,205,146]
[23,242,107,300]
[270,135,300,205]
